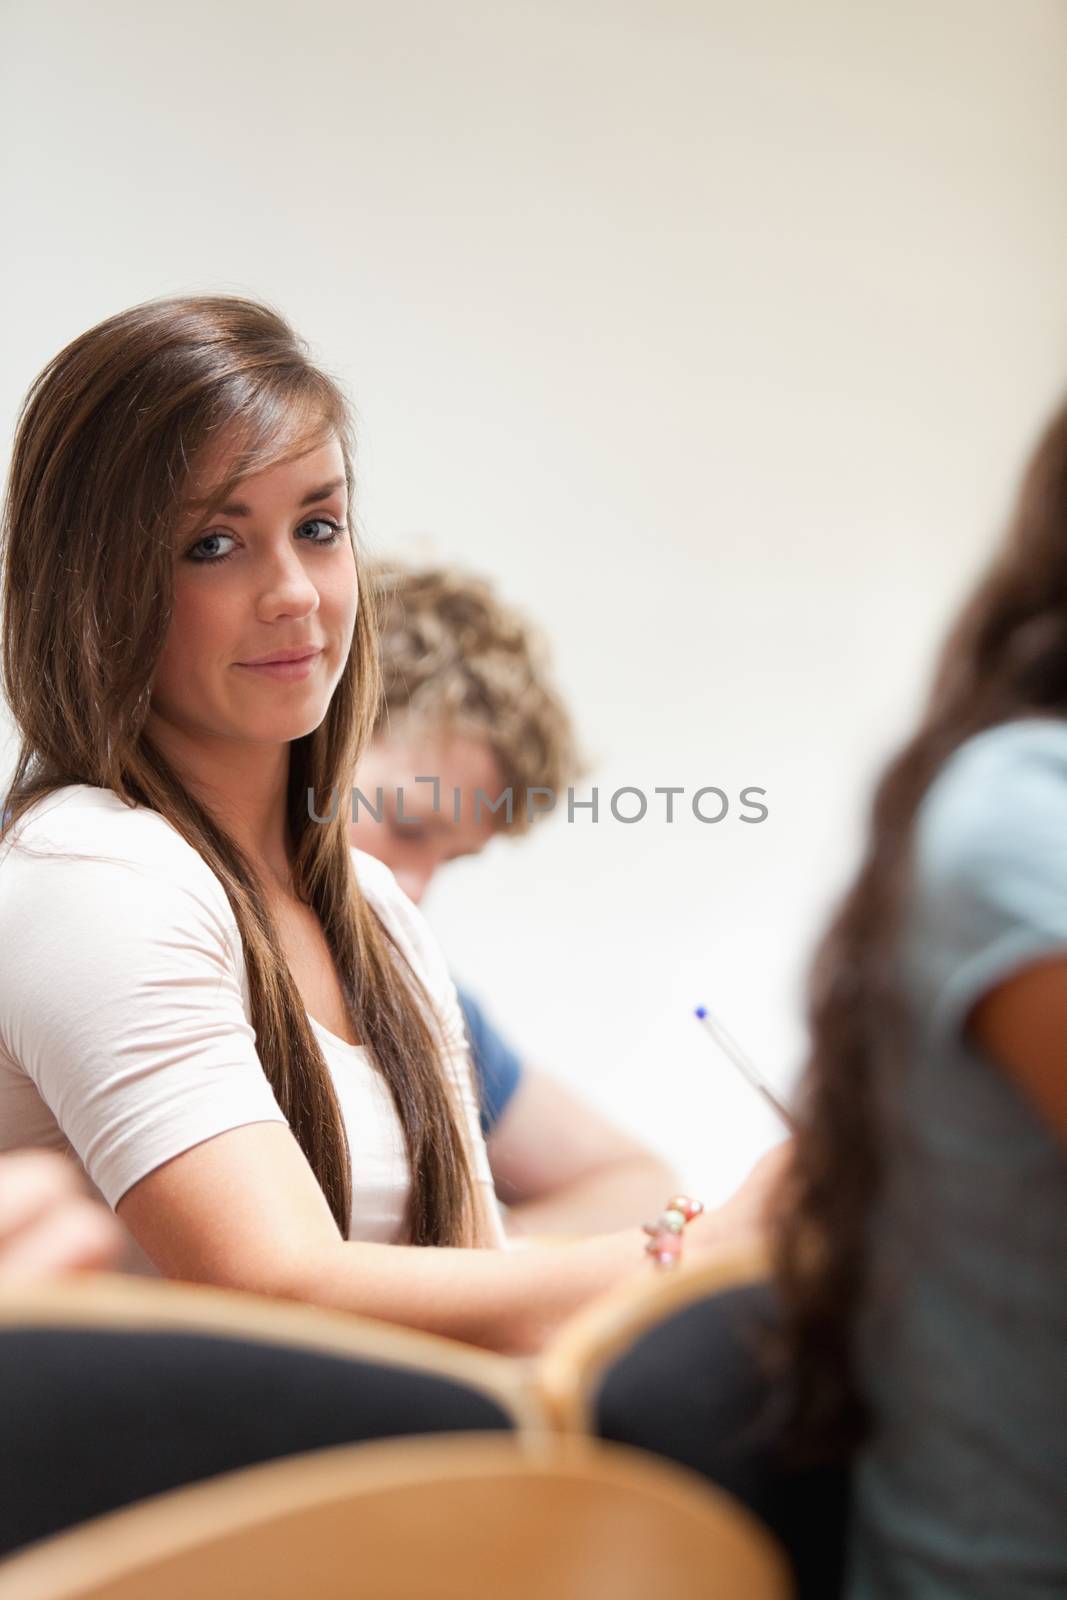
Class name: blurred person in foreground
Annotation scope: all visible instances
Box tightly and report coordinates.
[775,394,1067,1590]
[775,393,1067,1592]
[587,399,1067,1600]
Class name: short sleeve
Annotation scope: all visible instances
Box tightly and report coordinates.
[456,988,524,1137]
[907,718,1067,1045]
[0,849,287,1209]
[352,849,510,1249]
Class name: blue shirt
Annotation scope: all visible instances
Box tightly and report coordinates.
[456,987,523,1140]
[848,718,1067,1599]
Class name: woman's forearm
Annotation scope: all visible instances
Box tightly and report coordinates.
[115,1128,782,1355]
[502,1154,682,1239]
[273,1225,648,1356]
[268,1187,756,1357]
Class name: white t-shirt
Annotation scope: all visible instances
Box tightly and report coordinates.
[0,784,508,1265]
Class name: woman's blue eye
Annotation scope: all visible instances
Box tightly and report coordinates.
[298,517,345,544]
[188,532,237,563]
[186,518,345,564]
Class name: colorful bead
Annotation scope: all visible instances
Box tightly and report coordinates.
[647,1235,682,1267]
[641,1193,706,1270]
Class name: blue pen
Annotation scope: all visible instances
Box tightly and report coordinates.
[694,1004,796,1130]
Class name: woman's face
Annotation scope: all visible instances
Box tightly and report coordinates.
[350,729,505,904]
[150,429,357,751]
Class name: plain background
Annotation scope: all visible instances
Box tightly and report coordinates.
[3,0,1067,1202]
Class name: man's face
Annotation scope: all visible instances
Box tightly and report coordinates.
[350,729,506,903]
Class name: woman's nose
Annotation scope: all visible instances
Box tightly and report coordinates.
[256,544,320,620]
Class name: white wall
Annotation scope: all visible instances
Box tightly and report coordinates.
[3,0,1067,1202]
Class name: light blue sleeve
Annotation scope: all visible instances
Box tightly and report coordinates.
[907,716,1067,1047]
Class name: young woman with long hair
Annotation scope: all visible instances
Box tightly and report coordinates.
[564,404,1067,1599]
[771,400,1067,1592]
[0,295,778,1356]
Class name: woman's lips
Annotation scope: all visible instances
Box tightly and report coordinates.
[234,649,323,681]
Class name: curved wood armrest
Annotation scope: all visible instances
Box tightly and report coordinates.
[0,1270,548,1432]
[538,1238,771,1432]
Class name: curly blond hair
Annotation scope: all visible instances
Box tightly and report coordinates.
[367,561,582,835]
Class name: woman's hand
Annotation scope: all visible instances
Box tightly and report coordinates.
[683,1139,793,1258]
[0,1150,123,1283]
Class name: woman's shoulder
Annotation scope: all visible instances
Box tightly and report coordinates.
[2,784,230,909]
[914,716,1067,893]
[920,716,1067,825]
[933,714,1067,782]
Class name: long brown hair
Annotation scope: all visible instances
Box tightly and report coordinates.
[1,294,491,1248]
[773,392,1067,1459]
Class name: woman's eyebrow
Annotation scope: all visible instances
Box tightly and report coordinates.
[216,477,347,517]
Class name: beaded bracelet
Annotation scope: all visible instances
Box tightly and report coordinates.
[642,1194,705,1269]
